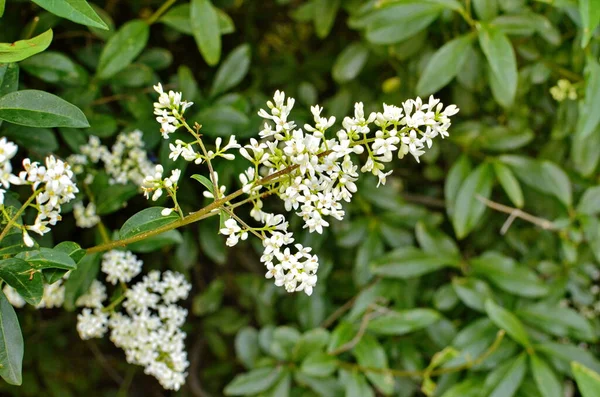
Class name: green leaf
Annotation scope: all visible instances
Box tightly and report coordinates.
[452,277,493,312]
[300,352,338,377]
[352,334,394,394]
[94,183,138,215]
[493,161,524,208]
[327,322,354,353]
[572,362,600,397]
[415,221,460,257]
[451,163,494,239]
[341,370,374,397]
[371,246,458,279]
[445,155,471,218]
[63,253,100,311]
[0,29,53,63]
[579,0,600,47]
[127,229,183,253]
[224,367,282,395]
[471,252,548,297]
[484,353,527,397]
[472,0,498,21]
[293,328,330,362]
[516,304,596,342]
[578,185,600,215]
[366,10,440,44]
[0,0,4,17]
[530,355,562,397]
[96,19,149,79]
[500,156,572,207]
[210,44,251,97]
[314,0,340,39]
[332,42,369,84]
[485,299,530,347]
[367,308,440,335]
[576,58,600,140]
[0,258,43,306]
[21,51,88,86]
[234,327,259,369]
[191,0,221,66]
[17,248,77,271]
[416,34,473,96]
[119,207,180,239]
[0,63,19,98]
[536,342,600,374]
[31,0,108,30]
[1,124,58,154]
[478,25,517,107]
[0,89,89,128]
[0,289,23,385]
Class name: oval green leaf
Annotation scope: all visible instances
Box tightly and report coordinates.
[96,19,149,79]
[191,0,221,66]
[0,29,53,63]
[0,90,89,128]
[32,0,108,29]
[0,289,23,385]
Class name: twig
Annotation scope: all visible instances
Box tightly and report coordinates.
[329,309,374,356]
[476,195,557,232]
[86,340,124,385]
[320,278,381,329]
[401,193,445,208]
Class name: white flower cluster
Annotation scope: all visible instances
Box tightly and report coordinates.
[0,137,20,203]
[141,164,181,215]
[153,83,193,138]
[150,85,458,296]
[109,270,191,390]
[74,250,191,391]
[76,130,154,186]
[73,201,100,228]
[16,155,79,246]
[101,249,143,285]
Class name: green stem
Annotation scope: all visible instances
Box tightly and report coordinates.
[85,163,299,254]
[146,0,177,25]
[0,189,42,243]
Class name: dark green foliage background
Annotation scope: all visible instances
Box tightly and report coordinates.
[1,0,600,396]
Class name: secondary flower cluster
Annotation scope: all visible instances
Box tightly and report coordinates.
[72,130,154,186]
[76,250,192,391]
[0,138,79,247]
[141,164,182,215]
[153,83,193,138]
[150,84,459,296]
[73,201,100,228]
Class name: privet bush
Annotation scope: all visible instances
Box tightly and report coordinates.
[0,0,600,395]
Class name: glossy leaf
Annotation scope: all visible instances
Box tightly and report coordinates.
[371,246,459,279]
[416,34,473,96]
[332,42,369,84]
[17,248,77,271]
[120,207,180,239]
[579,0,600,47]
[0,89,89,128]
[367,308,440,335]
[0,30,53,63]
[0,289,23,385]
[32,0,108,29]
[210,44,251,97]
[478,25,517,107]
[530,355,562,397]
[485,299,530,347]
[493,161,524,208]
[0,258,43,306]
[191,0,221,66]
[314,0,340,39]
[452,163,494,239]
[224,367,282,395]
[96,20,149,79]
[572,362,600,397]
